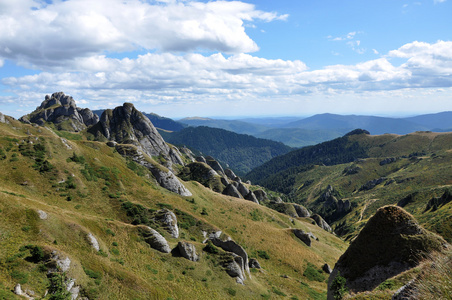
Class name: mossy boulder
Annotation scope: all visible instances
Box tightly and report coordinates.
[327,206,447,298]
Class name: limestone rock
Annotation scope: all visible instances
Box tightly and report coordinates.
[115,144,192,196]
[89,103,183,167]
[205,156,225,175]
[180,162,224,193]
[322,263,332,274]
[312,214,332,232]
[87,233,100,251]
[195,156,207,163]
[37,210,48,220]
[0,112,6,123]
[210,237,249,276]
[237,182,250,198]
[222,184,243,199]
[249,258,261,269]
[253,189,268,202]
[177,241,199,262]
[327,206,447,299]
[293,229,312,247]
[224,168,239,181]
[293,204,310,218]
[19,92,99,131]
[141,226,171,253]
[223,253,246,284]
[155,209,179,238]
[245,191,259,204]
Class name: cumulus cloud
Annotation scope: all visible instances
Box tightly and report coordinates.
[1,40,451,116]
[0,0,286,69]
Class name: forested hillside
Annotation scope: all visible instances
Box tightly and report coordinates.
[163,126,292,175]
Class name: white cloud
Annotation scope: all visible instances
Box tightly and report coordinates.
[0,0,286,69]
[434,0,446,3]
[1,40,452,117]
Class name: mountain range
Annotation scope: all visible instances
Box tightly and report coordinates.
[0,92,450,299]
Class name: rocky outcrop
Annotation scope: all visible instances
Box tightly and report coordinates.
[205,156,225,175]
[89,103,184,168]
[327,206,447,299]
[293,204,310,218]
[359,177,386,191]
[19,92,99,131]
[115,144,192,196]
[249,258,261,269]
[37,210,48,220]
[141,226,171,253]
[210,237,250,278]
[222,184,243,199]
[87,233,100,251]
[236,182,250,198]
[312,214,332,232]
[223,253,246,284]
[177,241,199,262]
[293,229,315,247]
[0,112,6,123]
[225,168,239,181]
[155,209,179,238]
[253,190,268,202]
[323,263,332,274]
[425,189,452,212]
[245,191,259,204]
[180,162,224,193]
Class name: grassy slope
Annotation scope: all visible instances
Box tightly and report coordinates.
[289,132,452,243]
[0,119,346,299]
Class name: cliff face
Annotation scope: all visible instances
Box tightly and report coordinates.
[89,103,184,168]
[19,92,99,131]
[327,205,447,299]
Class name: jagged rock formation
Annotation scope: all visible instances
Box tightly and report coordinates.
[223,254,246,284]
[293,229,317,247]
[254,189,268,202]
[177,241,199,262]
[205,156,225,175]
[19,92,99,131]
[249,258,261,269]
[312,214,333,232]
[141,226,171,253]
[245,191,259,204]
[327,206,447,299]
[115,144,192,196]
[155,209,179,238]
[359,177,386,191]
[179,162,225,193]
[89,103,184,168]
[209,236,250,280]
[222,183,243,199]
[425,189,452,211]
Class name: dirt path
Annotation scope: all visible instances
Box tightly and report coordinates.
[359,199,377,222]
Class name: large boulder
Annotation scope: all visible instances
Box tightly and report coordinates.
[141,226,171,253]
[210,237,250,277]
[249,258,261,269]
[223,253,246,284]
[293,204,310,218]
[236,182,250,198]
[311,214,332,232]
[177,241,199,262]
[293,229,312,247]
[205,156,225,175]
[245,191,259,204]
[155,209,179,238]
[327,206,447,299]
[253,189,268,202]
[19,92,99,131]
[222,184,243,199]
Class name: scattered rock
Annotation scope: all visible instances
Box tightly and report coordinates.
[293,204,310,218]
[37,210,48,220]
[155,209,179,238]
[249,258,261,269]
[177,241,199,262]
[141,226,171,253]
[210,237,250,276]
[87,233,100,252]
[293,229,312,247]
[322,263,332,274]
[223,253,246,284]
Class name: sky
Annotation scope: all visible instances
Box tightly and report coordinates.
[0,0,451,119]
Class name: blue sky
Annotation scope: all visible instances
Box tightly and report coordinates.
[0,0,451,119]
